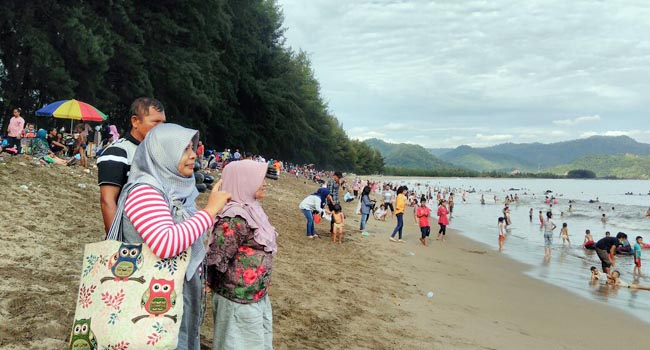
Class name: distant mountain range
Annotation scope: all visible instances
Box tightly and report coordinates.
[364,136,650,178]
[546,154,650,179]
[363,138,457,170]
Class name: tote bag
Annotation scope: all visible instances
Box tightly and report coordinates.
[68,240,191,350]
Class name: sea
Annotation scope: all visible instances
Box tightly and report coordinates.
[386,177,650,323]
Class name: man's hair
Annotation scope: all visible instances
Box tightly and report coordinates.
[585,229,590,234]
[130,97,164,119]
[636,236,643,241]
[616,232,626,239]
[590,266,597,271]
[333,171,343,178]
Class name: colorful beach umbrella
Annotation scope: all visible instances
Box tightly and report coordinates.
[36,99,108,122]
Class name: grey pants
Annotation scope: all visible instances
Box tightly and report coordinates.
[177,271,202,350]
[212,293,273,350]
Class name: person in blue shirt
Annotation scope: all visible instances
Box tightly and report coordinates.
[634,236,643,275]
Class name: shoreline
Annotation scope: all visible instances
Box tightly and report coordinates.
[0,158,647,349]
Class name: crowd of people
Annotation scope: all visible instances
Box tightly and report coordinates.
[297,179,458,247]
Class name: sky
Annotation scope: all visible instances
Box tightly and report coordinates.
[277,0,650,148]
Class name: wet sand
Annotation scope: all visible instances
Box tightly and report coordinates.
[0,157,647,349]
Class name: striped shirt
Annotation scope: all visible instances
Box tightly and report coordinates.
[97,133,139,187]
[124,185,213,259]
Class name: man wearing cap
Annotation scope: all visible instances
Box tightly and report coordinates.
[326,171,343,235]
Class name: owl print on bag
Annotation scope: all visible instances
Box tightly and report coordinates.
[69,318,97,350]
[101,243,145,284]
[131,278,178,323]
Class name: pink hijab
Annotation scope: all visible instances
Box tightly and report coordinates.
[218,160,277,254]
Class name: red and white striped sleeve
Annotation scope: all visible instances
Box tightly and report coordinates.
[124,185,214,259]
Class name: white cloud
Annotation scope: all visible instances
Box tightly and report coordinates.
[475,133,514,142]
[279,0,650,147]
[580,130,641,138]
[553,115,601,126]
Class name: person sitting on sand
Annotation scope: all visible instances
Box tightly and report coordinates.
[583,229,595,249]
[374,204,388,221]
[332,204,345,244]
[30,129,70,166]
[609,270,650,290]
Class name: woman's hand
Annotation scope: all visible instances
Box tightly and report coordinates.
[204,180,231,217]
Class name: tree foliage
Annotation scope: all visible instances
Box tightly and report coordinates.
[0,0,382,174]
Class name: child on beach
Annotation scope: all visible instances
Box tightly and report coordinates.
[415,198,431,246]
[590,266,608,284]
[436,199,449,241]
[634,236,643,275]
[538,210,544,226]
[498,217,506,252]
[583,229,595,249]
[332,204,345,244]
[560,223,570,246]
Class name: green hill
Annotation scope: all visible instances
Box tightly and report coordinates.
[364,138,457,170]
[438,145,534,171]
[545,154,650,179]
[433,136,650,172]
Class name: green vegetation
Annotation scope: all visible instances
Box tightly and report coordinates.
[434,136,650,172]
[0,1,382,174]
[566,169,596,179]
[364,138,456,170]
[438,145,534,171]
[383,166,562,179]
[546,154,650,179]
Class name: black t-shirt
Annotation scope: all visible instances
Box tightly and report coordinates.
[595,237,622,250]
[47,135,63,151]
[97,133,140,188]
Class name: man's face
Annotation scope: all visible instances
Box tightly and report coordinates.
[131,106,166,141]
[334,175,341,183]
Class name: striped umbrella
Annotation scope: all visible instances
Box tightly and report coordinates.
[36,99,108,132]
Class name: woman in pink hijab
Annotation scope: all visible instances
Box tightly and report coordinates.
[207,160,277,350]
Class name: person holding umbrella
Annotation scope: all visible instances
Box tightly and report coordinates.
[98,97,166,233]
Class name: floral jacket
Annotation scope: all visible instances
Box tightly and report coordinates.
[206,216,273,304]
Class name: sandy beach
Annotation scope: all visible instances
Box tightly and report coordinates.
[0,157,647,350]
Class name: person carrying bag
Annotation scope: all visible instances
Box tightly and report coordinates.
[69,124,230,350]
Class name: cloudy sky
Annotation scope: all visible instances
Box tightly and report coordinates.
[277,0,650,148]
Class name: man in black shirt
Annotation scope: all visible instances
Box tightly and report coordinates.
[47,127,67,155]
[97,97,166,233]
[594,232,626,274]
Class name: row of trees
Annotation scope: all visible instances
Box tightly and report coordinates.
[0,0,383,174]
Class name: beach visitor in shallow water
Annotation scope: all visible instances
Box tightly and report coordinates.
[543,211,556,258]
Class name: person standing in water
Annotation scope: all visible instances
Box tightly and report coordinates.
[498,217,506,252]
[543,211,557,257]
[529,208,533,222]
[601,213,607,226]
